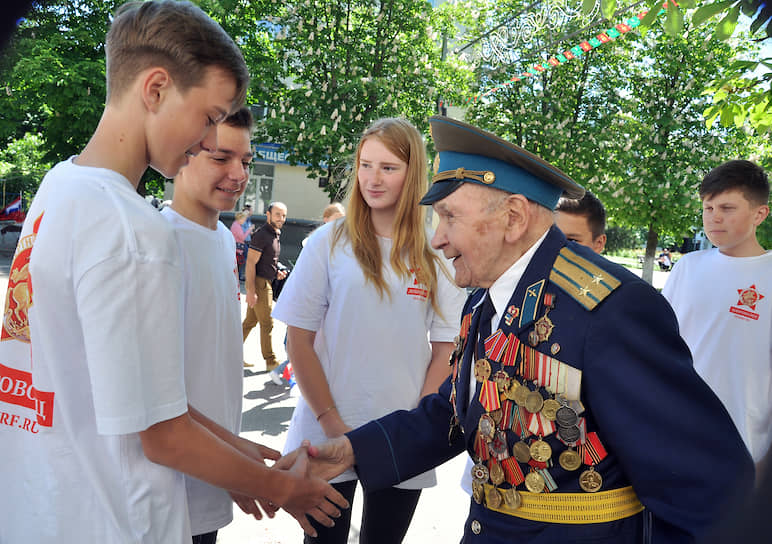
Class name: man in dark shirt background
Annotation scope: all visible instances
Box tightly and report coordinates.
[242,202,287,369]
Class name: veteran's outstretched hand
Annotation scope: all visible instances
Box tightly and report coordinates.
[278,443,349,537]
[307,436,356,480]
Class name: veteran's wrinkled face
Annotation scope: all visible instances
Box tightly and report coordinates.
[430,183,510,289]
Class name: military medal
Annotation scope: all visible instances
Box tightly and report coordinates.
[504,305,519,326]
[478,414,496,441]
[486,486,503,508]
[558,448,582,471]
[528,330,540,347]
[489,460,505,485]
[471,462,490,484]
[472,481,484,504]
[541,398,560,421]
[555,404,579,427]
[503,487,522,509]
[557,424,580,444]
[474,358,491,382]
[489,430,509,459]
[525,470,545,493]
[512,383,529,407]
[533,315,554,343]
[492,370,511,392]
[579,467,603,493]
[525,390,544,413]
[550,342,560,355]
[512,440,532,463]
[529,438,553,463]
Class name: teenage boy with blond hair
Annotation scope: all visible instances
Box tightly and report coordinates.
[663,160,771,466]
[0,2,344,542]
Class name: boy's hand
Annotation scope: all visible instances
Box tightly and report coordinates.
[235,439,282,517]
[230,491,267,520]
[280,445,349,537]
[246,290,257,307]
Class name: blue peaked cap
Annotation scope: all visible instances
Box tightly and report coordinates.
[420,116,584,209]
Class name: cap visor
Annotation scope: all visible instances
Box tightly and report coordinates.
[419,180,466,205]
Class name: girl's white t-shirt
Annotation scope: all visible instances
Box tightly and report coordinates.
[273,221,466,488]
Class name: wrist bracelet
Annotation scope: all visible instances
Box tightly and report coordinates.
[316,405,336,421]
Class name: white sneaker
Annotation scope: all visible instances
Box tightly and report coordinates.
[269,369,283,385]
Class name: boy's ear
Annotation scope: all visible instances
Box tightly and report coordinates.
[141,68,172,113]
[753,204,770,227]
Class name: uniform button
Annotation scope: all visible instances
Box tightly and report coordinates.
[471,519,481,535]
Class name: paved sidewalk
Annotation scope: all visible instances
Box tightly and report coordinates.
[223,294,470,543]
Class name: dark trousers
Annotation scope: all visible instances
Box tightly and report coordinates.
[304,480,421,544]
[192,531,217,544]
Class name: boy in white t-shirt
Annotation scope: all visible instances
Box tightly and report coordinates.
[663,160,771,469]
[0,3,343,543]
[163,108,284,543]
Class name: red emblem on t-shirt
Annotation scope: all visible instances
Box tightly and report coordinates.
[729,284,764,321]
[736,284,764,310]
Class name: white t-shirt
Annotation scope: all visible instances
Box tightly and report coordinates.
[162,208,243,536]
[663,248,772,461]
[0,158,191,543]
[273,222,466,488]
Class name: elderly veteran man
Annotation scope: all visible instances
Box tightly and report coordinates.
[301,116,753,543]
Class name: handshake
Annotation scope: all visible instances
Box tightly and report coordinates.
[232,436,355,537]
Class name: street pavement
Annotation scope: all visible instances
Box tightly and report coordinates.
[0,248,669,543]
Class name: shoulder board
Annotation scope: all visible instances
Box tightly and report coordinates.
[549,248,621,311]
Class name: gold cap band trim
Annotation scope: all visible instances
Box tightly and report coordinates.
[483,484,644,525]
[432,167,496,185]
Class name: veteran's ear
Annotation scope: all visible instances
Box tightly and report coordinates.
[503,194,531,243]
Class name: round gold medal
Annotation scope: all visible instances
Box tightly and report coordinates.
[513,384,529,407]
[525,471,545,493]
[490,461,505,485]
[512,441,532,463]
[474,358,491,382]
[490,408,503,426]
[558,449,582,471]
[493,370,511,392]
[525,391,544,413]
[503,488,522,509]
[541,399,560,420]
[486,487,503,508]
[529,439,552,463]
[579,467,603,493]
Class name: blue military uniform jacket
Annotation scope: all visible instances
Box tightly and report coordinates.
[347,226,753,543]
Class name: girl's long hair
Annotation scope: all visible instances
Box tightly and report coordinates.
[332,118,446,313]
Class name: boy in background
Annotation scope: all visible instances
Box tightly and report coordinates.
[0,2,343,542]
[554,190,607,254]
[663,160,771,468]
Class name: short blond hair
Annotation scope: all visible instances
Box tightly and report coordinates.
[105,1,248,106]
[235,211,248,222]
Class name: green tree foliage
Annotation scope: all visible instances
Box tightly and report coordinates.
[0,133,52,200]
[466,4,766,283]
[252,0,477,199]
[0,1,116,164]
